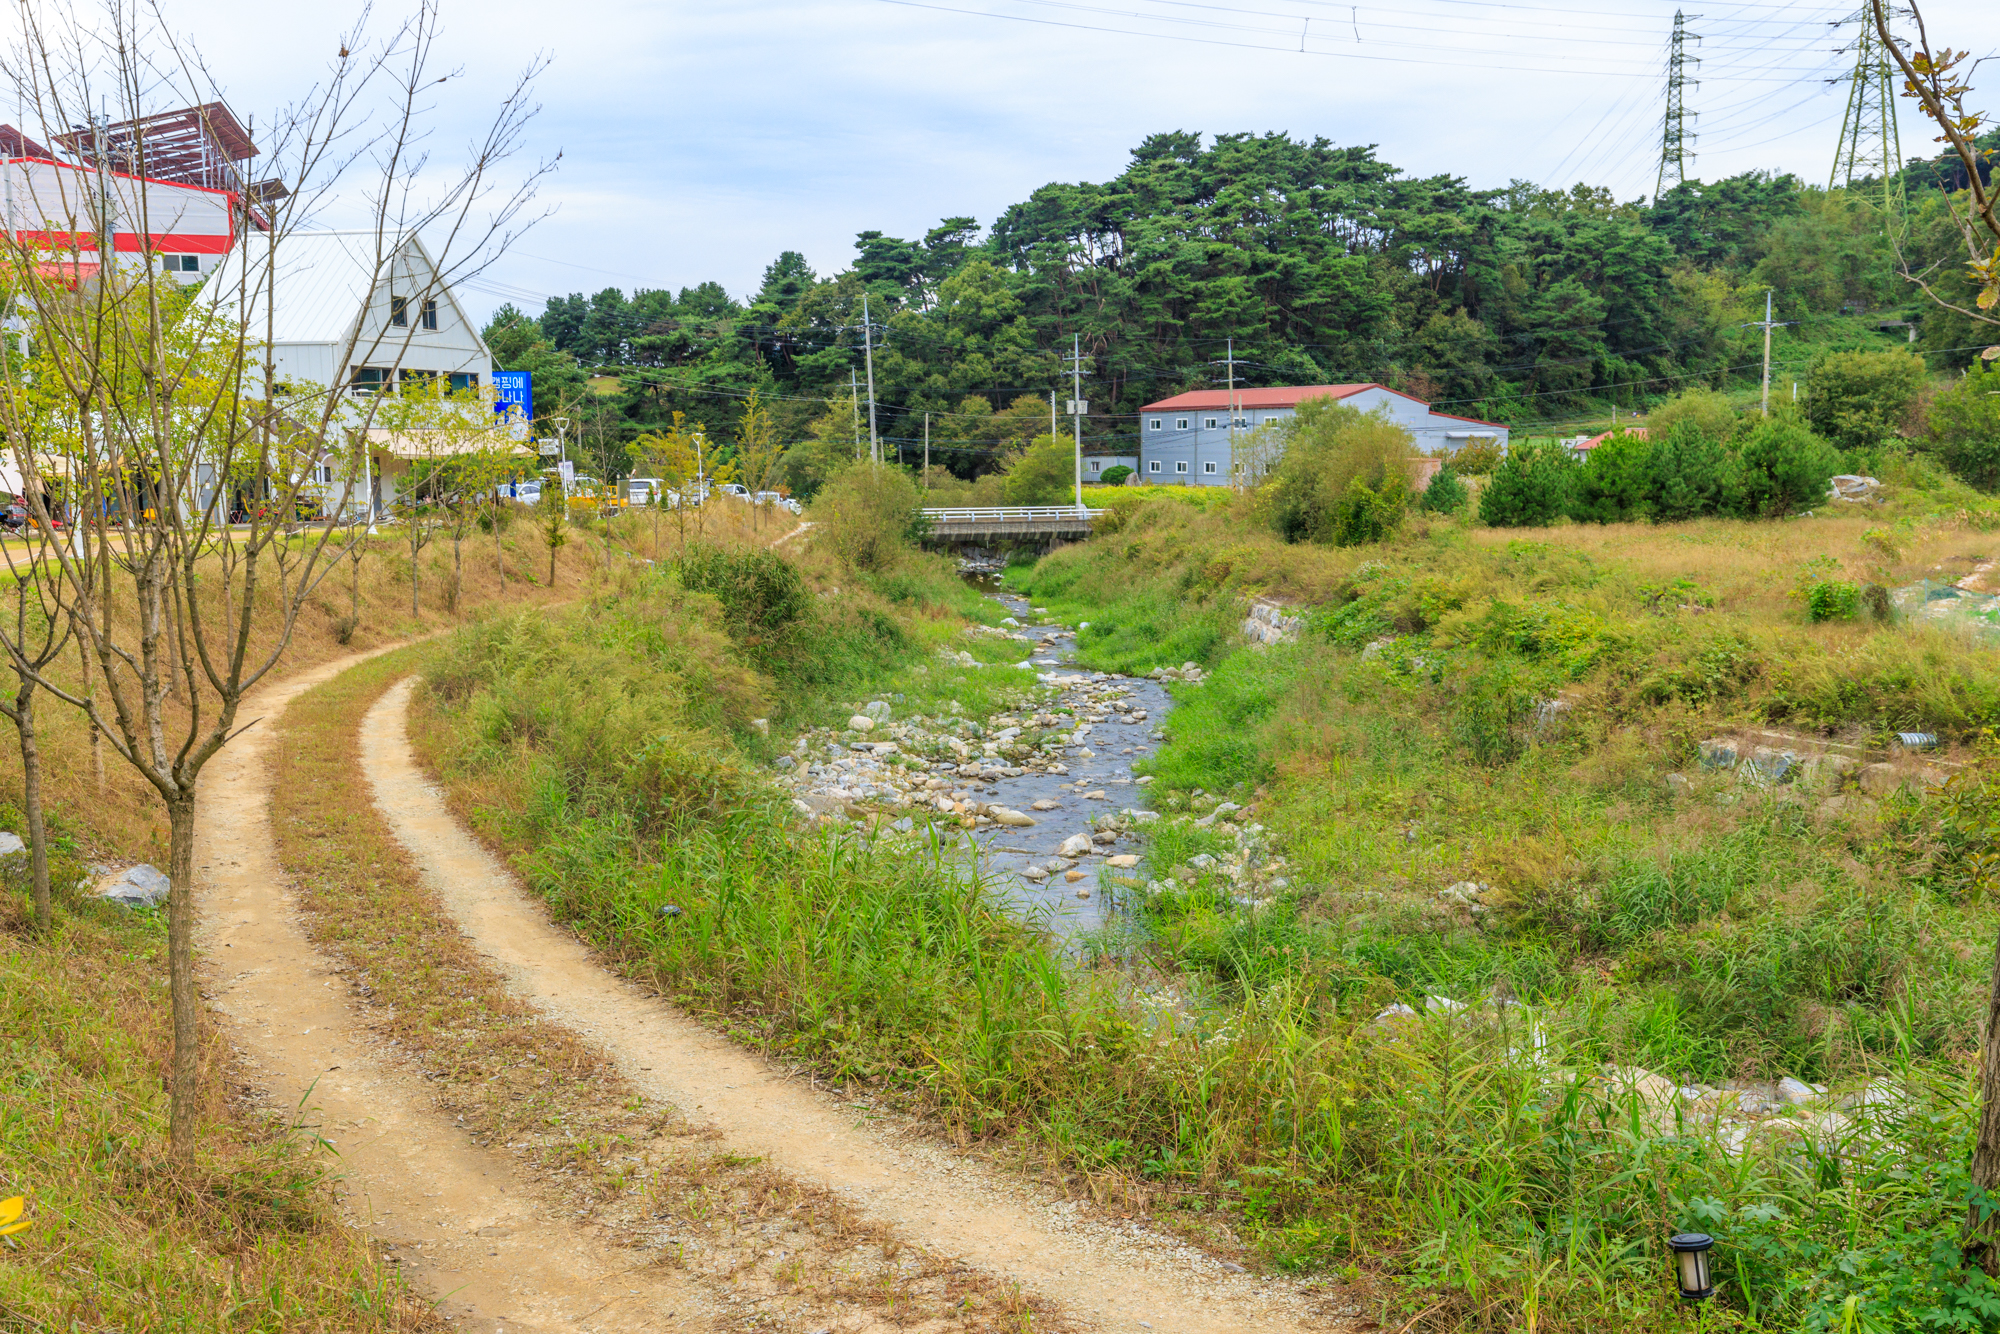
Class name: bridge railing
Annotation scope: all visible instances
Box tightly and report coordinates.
[920,506,1106,523]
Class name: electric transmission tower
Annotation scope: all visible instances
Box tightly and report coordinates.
[1656,11,1701,198]
[1829,8,1903,211]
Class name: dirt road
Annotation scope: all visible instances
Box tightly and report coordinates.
[360,675,1335,1334]
[197,648,718,1333]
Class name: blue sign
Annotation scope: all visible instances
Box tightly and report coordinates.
[494,370,533,423]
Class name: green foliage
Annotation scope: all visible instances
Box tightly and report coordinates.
[1097,464,1133,486]
[1927,363,2000,491]
[1000,432,1076,505]
[1568,430,1653,523]
[1643,386,1739,445]
[1418,463,1467,514]
[1448,436,1502,475]
[1647,418,1738,521]
[810,462,925,572]
[1262,401,1414,545]
[675,544,813,642]
[1478,439,1576,527]
[1806,349,1928,451]
[1735,418,1841,516]
[1804,578,1861,622]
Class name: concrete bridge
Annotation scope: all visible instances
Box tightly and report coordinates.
[919,506,1105,547]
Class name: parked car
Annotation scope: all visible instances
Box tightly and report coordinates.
[628,476,663,506]
[716,483,751,501]
[508,479,543,505]
[752,490,802,515]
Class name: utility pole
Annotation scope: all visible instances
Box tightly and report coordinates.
[923,412,931,492]
[1656,11,1701,198]
[1066,335,1085,509]
[849,370,861,460]
[1757,289,1777,417]
[861,292,881,464]
[1224,337,1240,486]
[1049,389,1057,444]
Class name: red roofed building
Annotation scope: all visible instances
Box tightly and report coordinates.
[1137,383,1507,485]
[0,103,276,286]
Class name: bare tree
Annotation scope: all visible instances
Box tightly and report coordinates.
[1873,0,1999,354]
[0,0,549,1161]
[0,511,77,932]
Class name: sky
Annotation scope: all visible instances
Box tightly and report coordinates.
[31,0,1997,320]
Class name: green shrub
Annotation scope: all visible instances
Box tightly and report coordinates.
[1805,578,1861,621]
[1928,362,2000,491]
[1735,418,1841,516]
[675,544,812,640]
[1806,348,1927,451]
[1568,430,1653,523]
[1448,436,1501,474]
[1097,464,1133,486]
[1000,432,1076,505]
[811,461,926,571]
[1641,386,1738,445]
[1478,440,1576,527]
[1418,463,1468,514]
[1646,418,1738,520]
[1262,401,1414,544]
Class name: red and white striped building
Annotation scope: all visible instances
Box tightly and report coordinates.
[0,104,273,284]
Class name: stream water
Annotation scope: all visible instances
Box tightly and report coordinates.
[953,574,1175,935]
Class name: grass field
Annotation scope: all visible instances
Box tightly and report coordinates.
[0,526,609,1332]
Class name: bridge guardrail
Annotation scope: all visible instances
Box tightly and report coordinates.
[919,506,1106,523]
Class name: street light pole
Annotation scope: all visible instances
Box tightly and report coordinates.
[553,415,571,494]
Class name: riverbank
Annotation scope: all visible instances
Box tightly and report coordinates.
[1004,494,2000,1329]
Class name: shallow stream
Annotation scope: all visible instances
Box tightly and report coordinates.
[954,574,1174,935]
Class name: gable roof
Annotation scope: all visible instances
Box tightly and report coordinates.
[1139,381,1508,429]
[1140,383,1380,412]
[201,230,488,364]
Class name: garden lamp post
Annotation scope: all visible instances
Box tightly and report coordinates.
[553,415,570,495]
[1669,1232,1715,1303]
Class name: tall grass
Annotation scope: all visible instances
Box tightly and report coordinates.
[408,545,2000,1330]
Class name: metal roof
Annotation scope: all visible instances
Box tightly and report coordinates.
[1140,383,1378,412]
[202,229,404,347]
[1139,382,1507,428]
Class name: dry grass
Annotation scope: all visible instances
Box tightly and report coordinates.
[268,646,1068,1333]
[0,840,438,1331]
[0,517,610,1332]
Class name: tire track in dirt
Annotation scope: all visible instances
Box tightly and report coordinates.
[198,647,719,1333]
[362,674,1341,1334]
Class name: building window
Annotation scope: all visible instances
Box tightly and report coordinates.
[1149,418,1162,430]
[1089,459,1101,472]
[161,254,199,272]
[1148,460,1161,473]
[421,298,439,331]
[448,372,479,392]
[1176,461,1188,474]
[1204,417,1218,429]
[350,366,390,394]
[1176,417,1189,430]
[389,296,409,328]
[1203,461,1217,474]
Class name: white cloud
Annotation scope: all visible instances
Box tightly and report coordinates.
[62,0,2000,316]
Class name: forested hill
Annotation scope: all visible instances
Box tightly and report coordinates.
[487,129,1994,476]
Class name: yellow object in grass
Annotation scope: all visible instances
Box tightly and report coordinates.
[0,1194,30,1237]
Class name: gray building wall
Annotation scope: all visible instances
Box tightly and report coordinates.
[1138,387,1507,486]
[1083,454,1138,484]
